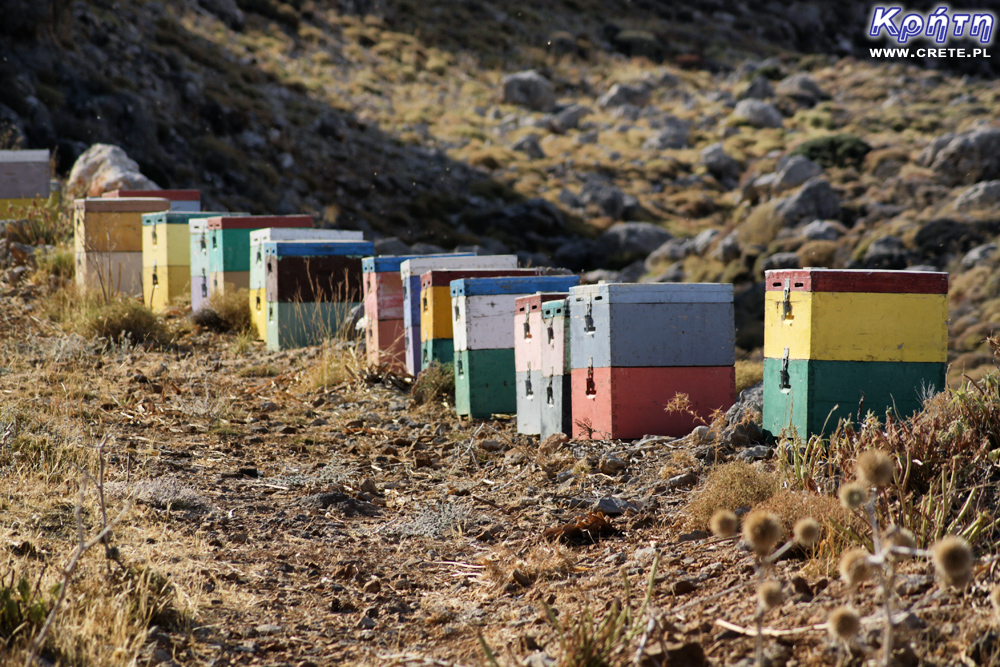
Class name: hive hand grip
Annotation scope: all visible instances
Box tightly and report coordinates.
[584,302,596,333]
[525,372,533,397]
[546,379,554,405]
[547,325,554,344]
[780,347,791,390]
[585,362,597,397]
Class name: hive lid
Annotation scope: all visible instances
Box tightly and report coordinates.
[75,197,171,212]
[249,228,364,243]
[515,292,569,314]
[420,268,544,288]
[263,240,374,257]
[450,275,580,297]
[765,268,948,294]
[568,282,733,304]
[362,253,475,274]
[400,254,517,278]
[142,211,241,225]
[0,149,49,163]
[103,189,200,201]
[205,215,313,230]
[541,298,568,318]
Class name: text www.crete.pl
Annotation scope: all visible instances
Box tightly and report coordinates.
[870,47,992,57]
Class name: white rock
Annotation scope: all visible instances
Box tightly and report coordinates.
[67,144,158,198]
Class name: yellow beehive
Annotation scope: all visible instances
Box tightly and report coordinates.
[143,265,191,312]
[74,198,170,253]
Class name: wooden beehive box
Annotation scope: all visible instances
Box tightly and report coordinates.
[75,251,143,297]
[539,298,572,439]
[450,275,580,419]
[264,240,372,304]
[143,211,233,311]
[74,197,171,253]
[567,283,736,440]
[514,292,569,436]
[266,300,360,352]
[0,150,50,199]
[418,268,544,369]
[103,189,200,212]
[762,269,949,438]
[143,264,189,312]
[189,218,211,312]
[207,215,312,275]
[399,255,516,375]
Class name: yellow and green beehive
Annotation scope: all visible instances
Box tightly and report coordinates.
[763,268,948,438]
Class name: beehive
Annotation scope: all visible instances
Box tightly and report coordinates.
[419,268,543,369]
[103,189,201,212]
[206,215,312,297]
[399,255,517,374]
[568,283,736,440]
[189,219,211,312]
[362,254,476,370]
[514,292,569,436]
[0,150,50,216]
[539,298,572,439]
[263,240,373,351]
[451,275,580,419]
[762,269,948,438]
[249,228,364,340]
[74,197,171,296]
[142,211,229,311]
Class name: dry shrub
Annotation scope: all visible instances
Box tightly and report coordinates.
[735,359,763,393]
[796,240,841,268]
[683,461,780,529]
[305,341,363,389]
[481,543,577,590]
[752,488,860,549]
[42,287,167,346]
[737,201,783,248]
[411,361,455,405]
[192,289,252,333]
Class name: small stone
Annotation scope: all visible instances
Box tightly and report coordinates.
[670,579,698,595]
[736,445,772,462]
[595,497,639,515]
[310,418,328,427]
[480,439,504,452]
[255,623,282,636]
[259,401,280,413]
[278,425,298,435]
[540,433,569,454]
[238,467,259,478]
[668,472,697,489]
[359,478,378,495]
[599,457,627,475]
[357,616,376,630]
[362,578,382,594]
[677,530,710,543]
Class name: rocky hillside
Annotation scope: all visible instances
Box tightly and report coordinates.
[3,0,1000,374]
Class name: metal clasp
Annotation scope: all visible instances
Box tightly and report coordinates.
[523,311,531,339]
[585,359,596,396]
[782,279,792,320]
[584,301,595,333]
[780,347,790,390]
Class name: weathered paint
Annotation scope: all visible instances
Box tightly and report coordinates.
[103,189,200,211]
[450,275,580,298]
[540,374,573,440]
[208,270,249,296]
[454,348,516,418]
[765,268,948,295]
[421,338,455,368]
[250,228,364,290]
[189,219,211,277]
[570,366,736,440]
[250,288,267,341]
[205,215,312,231]
[763,290,948,363]
[0,150,50,199]
[205,217,313,273]
[191,273,208,312]
[75,251,143,296]
[514,293,568,373]
[568,287,735,369]
[366,317,406,369]
[143,264,190,312]
[540,298,570,377]
[403,324,421,375]
[74,198,171,253]
[363,270,405,320]
[515,369,544,435]
[265,300,361,351]
[142,211,229,268]
[762,358,946,438]
[265,255,364,303]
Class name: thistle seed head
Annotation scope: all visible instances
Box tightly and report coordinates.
[839,548,873,587]
[709,509,739,538]
[838,482,868,510]
[793,517,821,548]
[742,510,782,556]
[757,580,784,612]
[884,525,917,556]
[857,450,895,488]
[932,535,974,589]
[827,606,861,640]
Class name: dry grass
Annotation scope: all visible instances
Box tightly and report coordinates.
[192,288,253,333]
[735,359,763,393]
[41,287,168,347]
[305,340,364,389]
[411,361,455,405]
[683,461,780,530]
[752,489,862,571]
[480,543,577,590]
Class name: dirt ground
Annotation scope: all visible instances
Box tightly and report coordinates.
[2,285,999,667]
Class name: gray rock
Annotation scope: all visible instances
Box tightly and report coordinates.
[551,104,591,133]
[863,236,909,270]
[954,180,1000,210]
[643,126,689,150]
[582,268,620,284]
[712,231,741,263]
[255,624,282,636]
[581,180,626,219]
[577,131,599,145]
[598,83,651,109]
[736,445,772,461]
[801,220,844,241]
[410,242,447,254]
[921,127,1000,186]
[906,264,938,272]
[616,259,647,283]
[726,382,764,426]
[645,238,691,268]
[198,0,244,29]
[668,472,698,489]
[512,134,545,160]
[962,243,998,269]
[647,262,684,283]
[595,497,640,515]
[773,155,823,191]
[739,75,774,100]
[611,104,642,121]
[700,143,741,184]
[731,99,783,128]
[599,222,673,258]
[775,73,828,106]
[691,228,721,255]
[600,457,627,474]
[374,237,412,255]
[501,70,556,112]
[774,178,840,225]
[761,252,801,271]
[558,188,584,209]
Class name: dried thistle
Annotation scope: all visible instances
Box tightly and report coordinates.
[931,535,974,588]
[857,450,895,488]
[990,586,1000,618]
[884,525,917,555]
[839,548,873,587]
[793,517,821,547]
[743,510,782,556]
[827,605,861,640]
[757,580,784,612]
[709,509,738,538]
[838,482,868,510]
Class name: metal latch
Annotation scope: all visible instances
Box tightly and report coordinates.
[151,228,158,245]
[547,324,554,344]
[584,301,595,333]
[546,378,554,405]
[523,310,531,339]
[780,347,790,390]
[782,279,792,319]
[525,371,533,397]
[585,358,596,396]
[200,282,208,297]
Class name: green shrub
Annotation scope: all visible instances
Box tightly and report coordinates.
[791,134,872,170]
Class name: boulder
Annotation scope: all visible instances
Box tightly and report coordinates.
[954,180,1000,211]
[739,75,774,100]
[645,238,691,269]
[512,134,545,160]
[550,104,591,133]
[198,0,244,29]
[863,236,908,270]
[760,252,801,271]
[712,231,741,262]
[67,144,159,198]
[773,155,823,191]
[647,262,685,283]
[598,83,651,109]
[731,99,783,128]
[800,220,845,241]
[643,126,689,150]
[774,178,840,225]
[691,228,721,255]
[962,243,998,269]
[502,70,556,112]
[374,237,412,255]
[580,180,626,219]
[699,143,741,185]
[599,222,673,260]
[921,127,1000,186]
[775,73,828,106]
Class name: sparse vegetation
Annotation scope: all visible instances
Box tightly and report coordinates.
[192,289,253,333]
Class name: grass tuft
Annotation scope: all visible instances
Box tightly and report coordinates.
[192,289,253,333]
[683,461,779,530]
[411,361,455,405]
